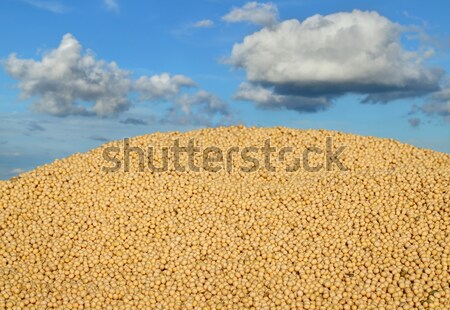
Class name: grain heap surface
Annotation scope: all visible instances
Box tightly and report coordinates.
[1,126,449,310]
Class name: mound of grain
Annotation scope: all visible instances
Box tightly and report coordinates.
[1,126,449,310]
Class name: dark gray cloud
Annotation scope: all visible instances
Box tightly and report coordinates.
[228,10,444,112]
[27,121,45,132]
[88,135,109,142]
[234,82,331,112]
[408,117,421,127]
[120,117,148,126]
[422,103,450,122]
[420,86,450,123]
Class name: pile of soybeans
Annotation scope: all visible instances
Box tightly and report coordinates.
[1,126,449,310]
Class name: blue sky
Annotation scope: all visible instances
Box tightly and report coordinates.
[1,0,449,179]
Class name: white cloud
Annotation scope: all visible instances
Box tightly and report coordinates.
[228,10,443,111]
[194,19,214,28]
[1,152,22,157]
[4,34,229,124]
[5,34,132,117]
[163,90,230,126]
[23,0,67,13]
[11,168,26,174]
[222,2,278,27]
[104,0,119,13]
[176,90,229,115]
[134,73,197,101]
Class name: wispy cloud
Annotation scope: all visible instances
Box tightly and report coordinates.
[22,0,68,13]
[88,135,109,142]
[408,117,421,127]
[222,2,279,27]
[103,0,119,13]
[194,19,214,28]
[27,121,45,132]
[120,118,149,126]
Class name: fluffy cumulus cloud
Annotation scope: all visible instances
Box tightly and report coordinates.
[5,34,132,117]
[4,33,229,124]
[222,2,278,27]
[134,73,196,101]
[228,10,444,111]
[194,19,214,28]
